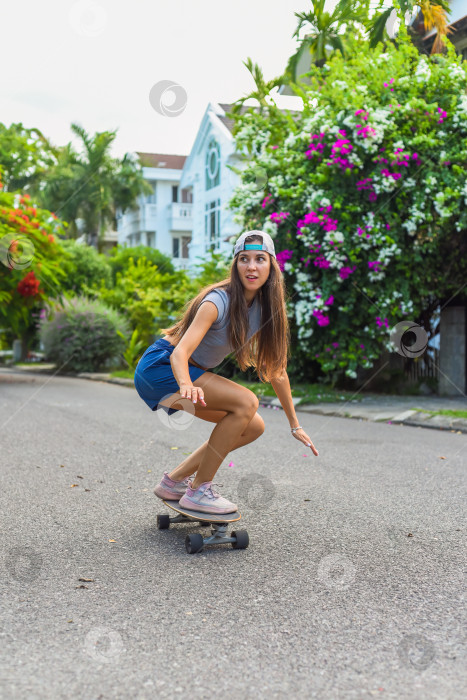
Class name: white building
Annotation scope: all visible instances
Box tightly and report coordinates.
[116,99,302,274]
[179,102,247,271]
[116,153,193,271]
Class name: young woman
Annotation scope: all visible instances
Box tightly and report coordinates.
[134,230,319,515]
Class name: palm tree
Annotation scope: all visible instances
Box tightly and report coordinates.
[39,124,152,250]
[415,0,453,53]
[232,58,285,115]
[367,1,452,53]
[286,0,368,81]
[285,1,453,85]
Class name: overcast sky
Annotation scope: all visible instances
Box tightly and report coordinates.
[3,0,341,160]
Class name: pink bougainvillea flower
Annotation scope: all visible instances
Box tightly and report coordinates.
[368,260,382,271]
[324,295,334,305]
[355,109,368,120]
[437,107,447,123]
[261,194,274,209]
[314,256,331,269]
[357,177,373,190]
[276,249,293,271]
[332,342,339,348]
[270,211,290,223]
[313,309,330,326]
[356,125,376,138]
[375,316,389,328]
[338,265,356,280]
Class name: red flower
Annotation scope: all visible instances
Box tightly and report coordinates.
[48,234,55,243]
[17,271,41,298]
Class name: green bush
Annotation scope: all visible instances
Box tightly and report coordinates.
[60,239,112,294]
[94,256,200,347]
[107,244,175,284]
[39,296,130,372]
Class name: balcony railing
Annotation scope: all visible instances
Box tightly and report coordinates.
[168,202,192,231]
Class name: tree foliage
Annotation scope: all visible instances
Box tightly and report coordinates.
[228,37,467,382]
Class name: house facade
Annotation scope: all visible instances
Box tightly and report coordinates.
[179,102,246,272]
[116,153,193,271]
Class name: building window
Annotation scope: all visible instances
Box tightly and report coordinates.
[146,231,155,248]
[181,188,193,203]
[172,185,179,203]
[146,181,156,204]
[181,236,190,258]
[205,139,220,190]
[172,236,191,258]
[204,199,221,251]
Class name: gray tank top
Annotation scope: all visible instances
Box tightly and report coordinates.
[189,288,261,369]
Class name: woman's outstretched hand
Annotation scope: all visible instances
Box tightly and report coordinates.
[291,428,319,456]
[179,383,207,406]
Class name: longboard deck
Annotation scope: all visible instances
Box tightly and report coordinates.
[162,499,241,523]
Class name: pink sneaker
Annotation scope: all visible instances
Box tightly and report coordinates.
[154,471,193,500]
[178,481,238,514]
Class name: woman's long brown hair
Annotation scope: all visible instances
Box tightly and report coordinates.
[159,233,291,383]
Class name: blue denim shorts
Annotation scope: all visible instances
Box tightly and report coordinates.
[134,338,207,415]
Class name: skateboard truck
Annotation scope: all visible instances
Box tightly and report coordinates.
[157,500,249,554]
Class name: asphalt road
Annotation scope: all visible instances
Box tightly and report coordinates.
[0,370,465,700]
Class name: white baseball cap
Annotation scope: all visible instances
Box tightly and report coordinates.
[233,230,276,259]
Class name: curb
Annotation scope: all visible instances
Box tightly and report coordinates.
[258,397,467,434]
[2,366,466,434]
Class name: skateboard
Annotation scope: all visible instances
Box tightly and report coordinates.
[157,499,249,554]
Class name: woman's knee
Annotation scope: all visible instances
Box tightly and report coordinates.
[244,392,260,416]
[246,412,265,437]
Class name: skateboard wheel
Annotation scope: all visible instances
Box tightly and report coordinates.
[185,534,204,554]
[157,514,170,530]
[231,530,249,549]
[199,521,211,526]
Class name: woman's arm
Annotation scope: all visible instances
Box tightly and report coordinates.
[270,372,299,428]
[270,371,319,456]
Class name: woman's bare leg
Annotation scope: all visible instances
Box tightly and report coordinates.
[168,412,265,482]
[157,372,261,489]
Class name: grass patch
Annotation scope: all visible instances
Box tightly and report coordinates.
[233,376,360,405]
[411,407,467,420]
[110,369,135,379]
